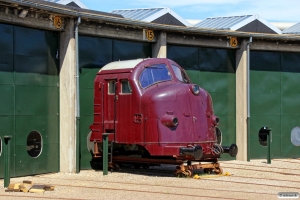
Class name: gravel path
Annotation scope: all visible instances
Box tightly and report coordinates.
[1,159,300,200]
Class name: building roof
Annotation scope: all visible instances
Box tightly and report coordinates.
[43,0,88,9]
[111,8,191,27]
[270,22,296,31]
[194,15,282,34]
[5,0,300,41]
[283,22,300,34]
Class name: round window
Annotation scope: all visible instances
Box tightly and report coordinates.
[27,131,42,158]
[291,127,300,146]
[0,137,2,156]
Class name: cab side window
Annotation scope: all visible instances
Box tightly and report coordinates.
[139,64,172,88]
[108,80,116,94]
[121,80,132,94]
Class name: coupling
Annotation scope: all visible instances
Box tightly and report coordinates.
[223,144,238,157]
[180,145,203,160]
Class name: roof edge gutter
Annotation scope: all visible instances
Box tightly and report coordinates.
[3,0,300,41]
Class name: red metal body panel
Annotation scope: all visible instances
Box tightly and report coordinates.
[90,58,220,160]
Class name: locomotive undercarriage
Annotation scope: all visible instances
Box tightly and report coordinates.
[90,142,226,177]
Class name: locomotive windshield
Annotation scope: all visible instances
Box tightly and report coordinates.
[171,64,190,83]
[139,64,172,88]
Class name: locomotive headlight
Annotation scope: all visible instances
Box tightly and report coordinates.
[191,85,200,95]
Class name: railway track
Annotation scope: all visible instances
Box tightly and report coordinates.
[34,176,288,195]
[273,158,300,164]
[2,160,298,200]
[222,163,300,176]
[0,194,84,200]
[0,177,274,200]
[222,161,300,170]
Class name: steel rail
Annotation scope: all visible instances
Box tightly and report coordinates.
[53,183,269,199]
[33,176,286,196]
[272,159,300,164]
[226,174,300,185]
[222,162,300,170]
[0,194,84,200]
[1,182,246,200]
[222,165,300,176]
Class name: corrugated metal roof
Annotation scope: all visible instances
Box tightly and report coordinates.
[43,0,60,2]
[194,15,281,34]
[5,0,300,40]
[283,22,300,34]
[111,8,164,21]
[111,7,191,26]
[194,15,253,30]
[43,0,88,9]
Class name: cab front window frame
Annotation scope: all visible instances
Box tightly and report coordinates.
[171,64,191,84]
[139,63,172,88]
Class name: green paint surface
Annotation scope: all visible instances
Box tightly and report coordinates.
[168,45,236,160]
[0,23,59,178]
[78,35,152,169]
[250,51,300,158]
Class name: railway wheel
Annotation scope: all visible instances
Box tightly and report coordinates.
[142,163,149,169]
[175,170,188,178]
[213,167,223,175]
[177,170,192,178]
[133,163,141,169]
[204,169,212,174]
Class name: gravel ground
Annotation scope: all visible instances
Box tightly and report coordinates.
[1,159,300,200]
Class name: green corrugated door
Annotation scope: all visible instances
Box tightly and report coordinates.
[0,23,14,178]
[250,51,300,158]
[0,24,59,177]
[79,36,152,169]
[280,52,300,157]
[167,45,236,160]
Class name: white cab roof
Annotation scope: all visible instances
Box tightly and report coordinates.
[99,59,148,72]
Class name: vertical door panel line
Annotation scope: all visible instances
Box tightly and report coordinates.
[157,118,161,146]
[13,25,16,177]
[280,53,282,158]
[113,81,118,142]
[144,117,147,145]
[102,82,104,134]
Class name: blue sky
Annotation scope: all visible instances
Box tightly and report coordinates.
[80,0,300,23]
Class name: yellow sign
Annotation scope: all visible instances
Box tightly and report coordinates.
[229,37,238,47]
[53,16,62,29]
[146,30,154,41]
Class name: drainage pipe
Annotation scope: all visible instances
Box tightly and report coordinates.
[247,37,252,162]
[75,16,81,173]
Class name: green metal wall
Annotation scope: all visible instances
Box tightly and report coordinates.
[0,23,59,178]
[79,36,152,169]
[167,45,236,160]
[250,51,300,158]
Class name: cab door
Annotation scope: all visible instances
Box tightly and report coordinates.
[117,74,143,143]
[103,78,118,141]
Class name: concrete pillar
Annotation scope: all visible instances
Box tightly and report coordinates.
[152,31,167,58]
[236,39,248,161]
[59,18,76,173]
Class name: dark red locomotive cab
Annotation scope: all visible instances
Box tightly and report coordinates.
[89,58,237,166]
